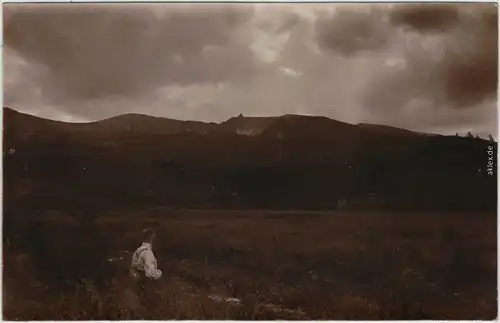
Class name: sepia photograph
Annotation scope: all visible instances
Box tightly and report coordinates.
[2,2,498,320]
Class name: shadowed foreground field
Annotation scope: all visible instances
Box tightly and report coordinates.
[3,209,497,320]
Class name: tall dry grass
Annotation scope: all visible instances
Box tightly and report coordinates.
[3,210,497,320]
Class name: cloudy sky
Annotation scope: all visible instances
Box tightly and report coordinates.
[3,2,498,137]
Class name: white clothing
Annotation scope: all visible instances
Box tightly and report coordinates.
[130,242,162,280]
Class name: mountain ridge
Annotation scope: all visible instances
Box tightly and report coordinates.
[3,107,440,138]
[3,106,496,213]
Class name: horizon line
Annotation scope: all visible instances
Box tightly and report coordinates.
[3,106,495,139]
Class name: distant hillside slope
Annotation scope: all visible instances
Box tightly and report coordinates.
[3,107,218,135]
[3,107,497,213]
[96,113,218,135]
[357,123,437,137]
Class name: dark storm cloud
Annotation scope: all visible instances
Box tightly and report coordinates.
[386,3,497,108]
[349,4,496,114]
[389,4,460,32]
[314,7,391,56]
[4,3,256,104]
[442,5,498,108]
[314,4,497,110]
